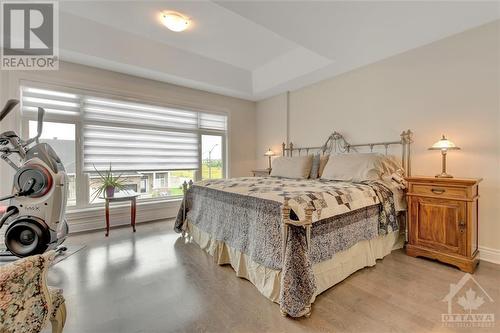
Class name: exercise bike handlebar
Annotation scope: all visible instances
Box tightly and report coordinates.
[25,107,45,146]
[0,101,45,153]
[37,107,44,141]
[0,101,45,171]
[0,99,19,122]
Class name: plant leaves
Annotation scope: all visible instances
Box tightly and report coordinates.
[90,163,129,201]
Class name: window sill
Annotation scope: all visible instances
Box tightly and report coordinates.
[67,197,182,214]
[66,197,182,233]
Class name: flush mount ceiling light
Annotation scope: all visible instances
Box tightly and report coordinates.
[161,11,190,32]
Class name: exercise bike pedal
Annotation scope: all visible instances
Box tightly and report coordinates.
[56,246,67,254]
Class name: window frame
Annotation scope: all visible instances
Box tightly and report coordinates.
[200,132,227,180]
[20,81,228,210]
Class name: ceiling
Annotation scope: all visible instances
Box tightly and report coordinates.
[59,1,500,101]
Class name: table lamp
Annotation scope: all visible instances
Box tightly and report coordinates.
[428,135,460,178]
[264,148,275,170]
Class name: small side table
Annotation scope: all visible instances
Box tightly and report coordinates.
[252,169,271,177]
[100,192,140,237]
[405,176,481,272]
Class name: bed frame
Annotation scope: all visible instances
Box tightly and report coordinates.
[281,130,413,176]
[182,130,413,318]
[279,130,412,317]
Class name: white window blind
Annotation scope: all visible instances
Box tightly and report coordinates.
[83,97,199,131]
[83,125,199,172]
[21,85,227,172]
[21,87,81,117]
[200,113,227,131]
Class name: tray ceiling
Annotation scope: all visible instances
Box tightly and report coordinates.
[59,1,500,101]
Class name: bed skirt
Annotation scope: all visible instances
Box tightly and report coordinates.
[184,220,403,304]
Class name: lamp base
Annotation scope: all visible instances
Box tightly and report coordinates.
[435,172,453,178]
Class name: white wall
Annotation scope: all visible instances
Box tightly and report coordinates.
[256,21,500,255]
[0,61,256,231]
[256,93,288,168]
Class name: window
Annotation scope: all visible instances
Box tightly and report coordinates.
[202,134,224,180]
[28,121,77,206]
[140,176,148,193]
[21,85,227,208]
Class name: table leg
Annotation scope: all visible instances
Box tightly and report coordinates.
[131,198,136,232]
[105,200,110,237]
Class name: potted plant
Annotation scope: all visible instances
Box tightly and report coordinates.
[91,163,125,202]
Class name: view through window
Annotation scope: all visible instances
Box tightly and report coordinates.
[22,85,227,208]
[88,170,196,203]
[202,135,223,180]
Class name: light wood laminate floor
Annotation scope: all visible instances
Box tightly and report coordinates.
[44,220,500,333]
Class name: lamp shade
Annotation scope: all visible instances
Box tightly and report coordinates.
[428,135,460,151]
[264,148,276,156]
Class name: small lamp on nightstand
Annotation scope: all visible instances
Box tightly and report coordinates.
[264,148,275,170]
[428,135,460,178]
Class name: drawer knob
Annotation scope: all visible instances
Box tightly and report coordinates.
[431,188,446,194]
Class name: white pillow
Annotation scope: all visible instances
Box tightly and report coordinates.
[321,153,398,182]
[271,155,313,179]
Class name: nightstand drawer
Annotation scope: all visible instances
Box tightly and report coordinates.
[410,184,468,199]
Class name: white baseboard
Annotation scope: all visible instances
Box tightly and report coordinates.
[479,246,500,265]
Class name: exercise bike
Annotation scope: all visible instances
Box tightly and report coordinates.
[0,99,68,257]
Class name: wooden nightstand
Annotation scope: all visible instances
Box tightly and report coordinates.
[252,169,271,177]
[405,176,482,273]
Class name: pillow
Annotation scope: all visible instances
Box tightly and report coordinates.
[309,154,321,179]
[320,153,397,182]
[381,155,403,174]
[309,154,329,179]
[318,154,330,177]
[271,155,313,179]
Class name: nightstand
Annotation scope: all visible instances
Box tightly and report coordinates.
[252,169,271,177]
[405,176,482,273]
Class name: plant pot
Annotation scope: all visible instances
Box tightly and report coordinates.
[105,186,115,198]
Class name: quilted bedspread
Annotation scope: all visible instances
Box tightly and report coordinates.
[174,177,398,317]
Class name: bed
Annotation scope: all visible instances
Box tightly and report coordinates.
[174,130,413,318]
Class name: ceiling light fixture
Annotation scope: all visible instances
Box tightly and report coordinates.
[161,11,190,32]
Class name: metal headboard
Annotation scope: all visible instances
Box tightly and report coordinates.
[282,130,413,176]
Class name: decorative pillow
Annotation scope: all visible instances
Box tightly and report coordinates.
[320,153,398,182]
[309,154,321,179]
[382,155,403,174]
[318,154,330,177]
[271,155,313,179]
